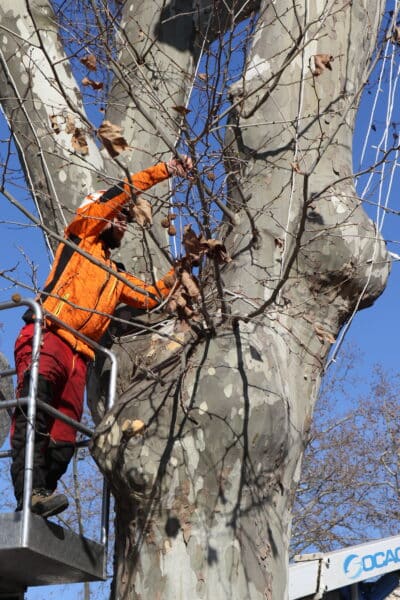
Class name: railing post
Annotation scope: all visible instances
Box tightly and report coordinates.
[20,300,43,544]
[0,297,118,575]
[100,348,117,556]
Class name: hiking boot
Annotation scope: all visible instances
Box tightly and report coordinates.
[31,489,69,518]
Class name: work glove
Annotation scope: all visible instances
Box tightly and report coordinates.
[164,259,201,319]
[166,155,193,178]
[162,267,178,289]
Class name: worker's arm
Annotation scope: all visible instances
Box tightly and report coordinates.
[118,267,176,310]
[67,156,193,239]
[66,162,171,238]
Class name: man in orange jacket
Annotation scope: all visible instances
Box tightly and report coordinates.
[11,155,192,517]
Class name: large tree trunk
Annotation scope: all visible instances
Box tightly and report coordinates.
[0,1,389,599]
[91,2,389,600]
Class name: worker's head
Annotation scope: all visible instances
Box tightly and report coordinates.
[80,191,134,249]
[100,211,128,249]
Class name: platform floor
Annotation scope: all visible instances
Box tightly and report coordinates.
[0,512,105,588]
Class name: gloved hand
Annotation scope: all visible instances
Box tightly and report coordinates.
[166,155,193,178]
[163,258,201,320]
[162,267,178,289]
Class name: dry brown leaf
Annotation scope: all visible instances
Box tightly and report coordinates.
[65,114,75,134]
[275,238,284,250]
[314,322,335,344]
[172,105,191,115]
[215,245,231,263]
[80,54,97,71]
[311,54,334,76]
[218,246,231,263]
[291,162,302,174]
[50,115,60,134]
[182,225,231,265]
[206,171,216,181]
[392,26,400,44]
[183,305,195,318]
[166,283,197,320]
[181,270,201,300]
[132,419,145,434]
[176,294,188,309]
[81,76,103,90]
[131,196,152,228]
[164,262,203,322]
[183,224,202,264]
[162,272,176,289]
[121,418,145,437]
[167,298,178,313]
[200,238,216,250]
[98,120,130,157]
[168,224,177,236]
[161,213,176,228]
[199,236,231,264]
[198,73,207,81]
[161,217,170,228]
[166,227,231,323]
[71,128,89,155]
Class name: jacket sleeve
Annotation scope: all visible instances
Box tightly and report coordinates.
[66,162,170,238]
[119,267,174,310]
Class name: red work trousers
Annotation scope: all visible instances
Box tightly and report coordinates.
[13,323,87,443]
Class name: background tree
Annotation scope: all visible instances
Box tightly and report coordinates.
[291,348,400,558]
[0,1,393,599]
[290,349,400,598]
[0,352,11,446]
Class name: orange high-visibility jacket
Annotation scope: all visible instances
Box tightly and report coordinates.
[38,163,172,359]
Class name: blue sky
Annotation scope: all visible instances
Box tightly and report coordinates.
[0,203,50,357]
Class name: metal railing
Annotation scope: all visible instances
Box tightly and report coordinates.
[0,296,117,564]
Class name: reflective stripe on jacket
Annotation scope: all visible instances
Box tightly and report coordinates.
[40,162,172,359]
